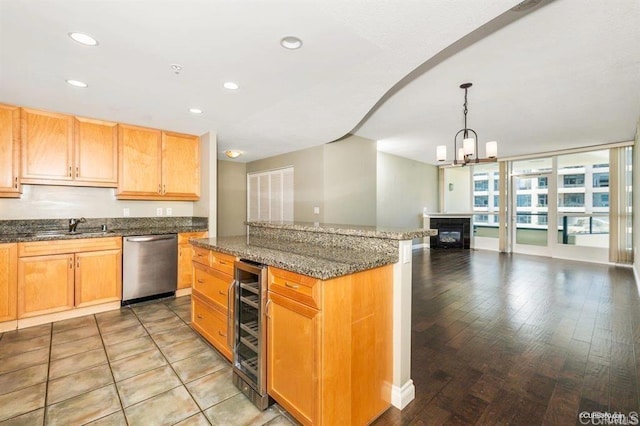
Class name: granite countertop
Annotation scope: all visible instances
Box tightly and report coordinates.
[191,236,398,280]
[0,226,208,243]
[248,221,437,240]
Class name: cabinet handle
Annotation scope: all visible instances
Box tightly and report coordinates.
[218,290,226,295]
[75,166,79,178]
[69,257,73,269]
[265,299,272,319]
[14,176,18,188]
[227,279,236,348]
[196,314,203,319]
[285,282,299,289]
[197,279,205,284]
[163,184,166,194]
[197,253,204,257]
[219,260,227,265]
[76,259,80,268]
[68,166,72,177]
[218,331,227,337]
[158,184,162,194]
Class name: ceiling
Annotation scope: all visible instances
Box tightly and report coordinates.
[1,0,638,164]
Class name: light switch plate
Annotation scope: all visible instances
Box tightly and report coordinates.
[123,208,130,217]
[313,206,320,214]
[166,208,173,216]
[156,207,163,216]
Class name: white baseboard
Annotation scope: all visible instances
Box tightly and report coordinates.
[412,243,428,250]
[16,302,121,330]
[0,320,17,333]
[390,380,415,409]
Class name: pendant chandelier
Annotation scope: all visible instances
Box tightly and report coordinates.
[437,82,497,166]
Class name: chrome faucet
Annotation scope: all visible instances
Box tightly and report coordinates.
[69,217,86,233]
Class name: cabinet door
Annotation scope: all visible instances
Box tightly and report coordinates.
[21,108,74,183]
[267,292,319,425]
[0,244,17,322]
[117,124,162,198]
[192,293,233,360]
[75,117,118,186]
[162,132,200,200]
[18,254,74,318]
[75,249,122,308]
[178,244,194,289]
[0,105,20,197]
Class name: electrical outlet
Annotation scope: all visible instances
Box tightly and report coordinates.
[313,206,320,215]
[166,208,173,216]
[156,207,163,216]
[123,208,130,217]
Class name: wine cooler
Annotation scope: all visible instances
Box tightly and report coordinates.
[232,259,272,409]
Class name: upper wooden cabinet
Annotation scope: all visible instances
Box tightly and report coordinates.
[20,108,117,187]
[74,117,118,186]
[117,125,200,200]
[0,104,21,197]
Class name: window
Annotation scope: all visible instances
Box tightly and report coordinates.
[493,196,500,207]
[560,193,584,207]
[563,174,585,187]
[516,214,532,224]
[516,194,531,207]
[493,179,499,191]
[538,177,548,188]
[593,193,609,207]
[474,215,489,223]
[474,180,489,191]
[593,173,609,188]
[474,196,489,207]
[538,194,548,207]
[538,215,548,225]
[247,167,294,222]
[517,180,532,190]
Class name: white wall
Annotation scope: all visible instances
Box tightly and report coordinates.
[443,167,471,212]
[0,185,194,219]
[193,131,217,236]
[377,152,438,228]
[217,160,247,237]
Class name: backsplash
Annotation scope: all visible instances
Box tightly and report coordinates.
[0,216,208,234]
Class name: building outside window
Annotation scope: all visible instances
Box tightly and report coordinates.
[538,177,548,188]
[538,194,548,207]
[517,179,532,190]
[516,214,532,224]
[516,194,531,207]
[593,193,609,207]
[593,173,609,188]
[474,180,489,191]
[493,196,499,207]
[474,214,489,223]
[538,214,548,225]
[560,193,585,207]
[563,174,585,187]
[474,195,489,207]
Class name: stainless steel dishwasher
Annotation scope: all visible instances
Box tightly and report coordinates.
[122,234,178,303]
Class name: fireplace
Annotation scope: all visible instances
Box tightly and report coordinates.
[435,225,464,248]
[429,217,471,249]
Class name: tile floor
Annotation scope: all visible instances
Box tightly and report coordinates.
[0,296,295,425]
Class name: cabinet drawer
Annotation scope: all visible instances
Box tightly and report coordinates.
[211,251,235,275]
[193,263,232,311]
[268,267,320,309]
[192,246,211,267]
[192,294,232,360]
[18,237,122,257]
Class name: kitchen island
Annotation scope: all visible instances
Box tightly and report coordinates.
[190,221,436,425]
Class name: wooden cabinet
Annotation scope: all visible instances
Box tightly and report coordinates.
[190,247,236,360]
[117,125,200,200]
[267,265,393,426]
[17,237,122,318]
[74,117,118,186]
[0,244,17,322]
[20,108,117,187]
[177,232,208,289]
[0,104,21,197]
[21,108,74,184]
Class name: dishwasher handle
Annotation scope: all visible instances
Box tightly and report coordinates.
[125,235,176,243]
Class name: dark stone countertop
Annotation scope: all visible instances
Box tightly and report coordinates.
[191,236,398,280]
[0,226,208,243]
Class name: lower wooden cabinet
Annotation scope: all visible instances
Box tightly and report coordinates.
[192,293,232,360]
[177,232,207,289]
[267,265,393,426]
[17,237,122,318]
[0,243,17,322]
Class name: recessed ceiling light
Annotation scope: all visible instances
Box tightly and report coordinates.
[225,150,243,159]
[68,32,98,46]
[66,79,88,88]
[280,36,303,50]
[189,108,203,114]
[223,82,239,90]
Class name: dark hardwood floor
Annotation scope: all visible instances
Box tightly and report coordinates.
[374,248,639,425]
